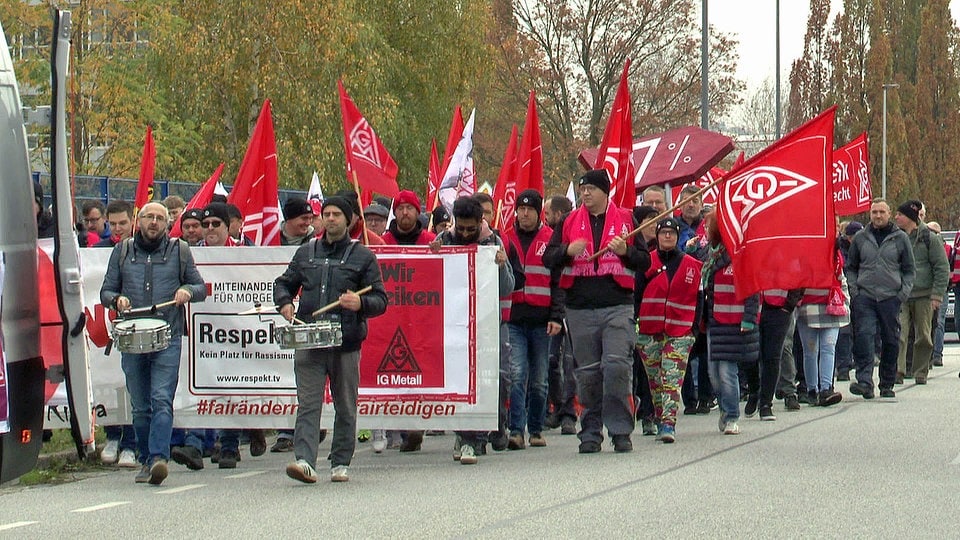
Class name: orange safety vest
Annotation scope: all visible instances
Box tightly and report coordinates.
[638,251,702,337]
[712,264,745,325]
[559,204,635,291]
[506,224,554,308]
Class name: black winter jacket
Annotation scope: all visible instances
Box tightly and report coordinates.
[274,235,388,352]
[700,247,760,363]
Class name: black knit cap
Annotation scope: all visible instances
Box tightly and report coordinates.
[201,202,230,224]
[656,217,681,235]
[578,169,611,194]
[180,208,203,224]
[516,189,543,214]
[283,197,314,221]
[322,196,354,223]
[432,206,450,225]
[897,200,922,224]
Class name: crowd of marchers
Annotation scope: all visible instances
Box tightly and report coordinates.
[30,168,954,484]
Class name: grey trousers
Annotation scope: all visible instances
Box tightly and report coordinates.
[776,312,798,397]
[566,305,636,443]
[292,348,360,469]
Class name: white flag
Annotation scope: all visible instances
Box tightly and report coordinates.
[308,171,325,215]
[566,180,577,208]
[438,108,476,213]
[215,182,229,197]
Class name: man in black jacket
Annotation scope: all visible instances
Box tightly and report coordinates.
[274,196,388,484]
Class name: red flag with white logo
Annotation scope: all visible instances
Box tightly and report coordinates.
[717,106,837,300]
[170,162,224,238]
[426,139,442,211]
[492,124,519,230]
[338,80,400,198]
[832,132,871,216]
[442,106,465,183]
[227,100,282,246]
[595,60,635,209]
[134,125,155,216]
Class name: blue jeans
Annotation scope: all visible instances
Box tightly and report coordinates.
[171,428,214,452]
[797,323,839,393]
[933,301,947,359]
[508,321,551,435]
[707,330,740,424]
[121,340,182,465]
[852,295,901,391]
[104,424,137,452]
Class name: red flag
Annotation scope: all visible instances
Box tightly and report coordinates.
[169,162,224,238]
[227,100,282,246]
[716,106,837,300]
[515,91,544,196]
[595,60,635,209]
[134,125,156,215]
[426,139,442,211]
[492,125,519,230]
[832,132,872,216]
[442,105,465,177]
[338,80,399,198]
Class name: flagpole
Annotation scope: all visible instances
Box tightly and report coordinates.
[351,171,370,245]
[586,176,726,262]
[494,200,503,230]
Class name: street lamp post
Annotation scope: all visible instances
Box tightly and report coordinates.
[882,83,900,200]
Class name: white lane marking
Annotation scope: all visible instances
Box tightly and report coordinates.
[0,521,39,531]
[225,470,267,479]
[155,484,205,494]
[71,501,131,513]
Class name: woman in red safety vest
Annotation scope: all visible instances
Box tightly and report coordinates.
[699,209,760,436]
[636,218,702,444]
[796,249,849,406]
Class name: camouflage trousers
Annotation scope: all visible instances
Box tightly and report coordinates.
[637,332,695,428]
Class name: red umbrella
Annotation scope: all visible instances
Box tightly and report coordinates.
[578,126,734,190]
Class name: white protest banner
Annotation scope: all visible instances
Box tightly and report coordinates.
[71,244,499,431]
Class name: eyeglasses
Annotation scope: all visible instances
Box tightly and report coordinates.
[139,214,167,223]
[455,225,478,234]
[201,220,223,229]
[83,216,102,223]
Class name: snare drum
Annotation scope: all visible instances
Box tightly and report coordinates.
[112,318,172,354]
[274,320,343,350]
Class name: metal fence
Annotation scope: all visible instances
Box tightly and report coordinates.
[32,172,308,210]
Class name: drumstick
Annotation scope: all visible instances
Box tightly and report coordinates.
[152,300,177,312]
[311,285,373,317]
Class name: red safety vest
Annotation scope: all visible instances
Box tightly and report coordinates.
[381,229,435,245]
[712,264,745,325]
[559,204,635,291]
[762,289,788,307]
[800,287,830,306]
[637,251,702,337]
[506,224,554,308]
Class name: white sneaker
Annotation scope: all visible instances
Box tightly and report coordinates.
[285,459,318,484]
[331,465,349,482]
[117,449,138,468]
[723,421,741,435]
[100,440,119,464]
[459,444,477,465]
[372,430,387,453]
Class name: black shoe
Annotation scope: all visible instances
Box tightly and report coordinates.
[560,417,578,435]
[744,395,759,417]
[218,449,239,469]
[696,399,715,415]
[489,430,509,452]
[612,435,633,453]
[879,388,896,399]
[797,392,810,404]
[400,431,424,452]
[641,419,657,436]
[807,390,819,406]
[578,441,601,454]
[171,445,204,471]
[784,395,801,410]
[932,355,943,367]
[895,372,904,385]
[759,405,776,421]
[544,413,561,430]
[270,438,294,453]
[319,429,328,443]
[249,430,266,457]
[683,404,699,415]
[849,382,875,399]
[836,370,850,381]
[818,389,843,407]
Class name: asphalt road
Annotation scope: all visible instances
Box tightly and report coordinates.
[3,347,960,538]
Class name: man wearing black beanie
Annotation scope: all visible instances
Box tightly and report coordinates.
[543,170,650,454]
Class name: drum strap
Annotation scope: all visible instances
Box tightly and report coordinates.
[118,237,189,282]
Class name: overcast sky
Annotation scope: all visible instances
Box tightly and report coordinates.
[708,0,960,91]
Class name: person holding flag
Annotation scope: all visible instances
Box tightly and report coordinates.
[543,169,649,454]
